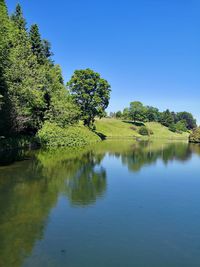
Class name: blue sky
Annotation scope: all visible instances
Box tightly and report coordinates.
[7,0,200,123]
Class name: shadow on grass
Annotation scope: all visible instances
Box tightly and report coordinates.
[95,132,107,140]
[122,120,145,127]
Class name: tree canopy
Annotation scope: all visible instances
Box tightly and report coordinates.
[67,69,111,127]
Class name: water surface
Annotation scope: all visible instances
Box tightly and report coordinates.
[0,141,200,267]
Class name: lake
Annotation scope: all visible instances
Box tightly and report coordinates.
[0,140,200,267]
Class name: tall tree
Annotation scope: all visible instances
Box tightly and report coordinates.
[68,69,111,127]
[3,5,46,135]
[0,0,12,134]
[10,3,26,31]
[29,24,44,64]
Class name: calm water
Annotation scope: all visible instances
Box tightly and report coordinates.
[0,140,200,267]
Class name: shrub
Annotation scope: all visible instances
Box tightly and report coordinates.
[169,123,176,132]
[189,128,200,143]
[38,122,101,147]
[175,120,187,132]
[138,126,152,136]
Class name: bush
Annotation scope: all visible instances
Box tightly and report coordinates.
[189,128,200,143]
[175,120,187,132]
[138,126,152,136]
[38,122,101,147]
[169,123,176,132]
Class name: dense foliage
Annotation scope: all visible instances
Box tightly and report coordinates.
[67,69,111,127]
[0,1,110,147]
[189,128,200,143]
[38,122,101,147]
[112,101,196,133]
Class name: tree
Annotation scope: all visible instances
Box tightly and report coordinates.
[122,108,130,120]
[67,69,111,127]
[10,3,26,31]
[189,128,200,143]
[29,24,44,64]
[176,112,196,130]
[3,5,46,135]
[116,111,122,118]
[159,109,174,127]
[129,101,146,123]
[44,65,80,127]
[146,106,159,122]
[175,120,187,132]
[0,0,12,134]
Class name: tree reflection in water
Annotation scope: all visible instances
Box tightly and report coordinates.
[0,141,200,267]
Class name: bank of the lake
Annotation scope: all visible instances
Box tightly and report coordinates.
[0,119,190,151]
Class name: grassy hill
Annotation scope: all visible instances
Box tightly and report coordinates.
[95,118,189,140]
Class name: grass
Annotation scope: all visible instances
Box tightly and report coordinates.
[146,122,189,140]
[95,118,140,138]
[95,118,189,140]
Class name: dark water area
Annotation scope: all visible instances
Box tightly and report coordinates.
[0,140,200,267]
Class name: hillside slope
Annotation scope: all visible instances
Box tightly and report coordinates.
[95,118,189,140]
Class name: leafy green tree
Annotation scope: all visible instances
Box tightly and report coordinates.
[129,101,146,122]
[169,123,176,132]
[176,112,196,130]
[122,107,130,119]
[116,110,122,118]
[175,120,187,132]
[68,69,111,127]
[145,106,160,122]
[159,109,174,127]
[4,5,46,135]
[44,65,80,127]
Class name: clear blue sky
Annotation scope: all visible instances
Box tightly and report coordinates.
[6,0,200,123]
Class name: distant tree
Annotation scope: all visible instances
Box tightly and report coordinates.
[175,120,187,132]
[122,108,130,120]
[146,106,159,122]
[159,109,174,127]
[176,112,196,130]
[67,69,111,127]
[129,101,146,122]
[116,110,122,118]
[169,123,176,132]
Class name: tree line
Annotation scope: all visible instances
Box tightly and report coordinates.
[111,101,197,133]
[0,0,111,139]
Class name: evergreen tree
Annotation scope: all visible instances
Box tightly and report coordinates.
[0,0,12,134]
[10,3,26,31]
[29,24,44,64]
[42,39,53,59]
[3,5,47,135]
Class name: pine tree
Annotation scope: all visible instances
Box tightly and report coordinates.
[29,24,44,64]
[10,3,26,31]
[0,0,12,134]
